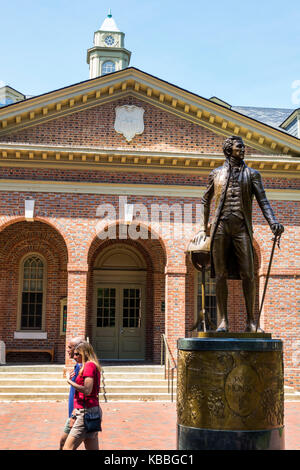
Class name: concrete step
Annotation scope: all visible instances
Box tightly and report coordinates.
[0,377,66,382]
[102,385,171,393]
[100,393,173,402]
[0,385,169,394]
[0,385,71,393]
[0,372,63,378]
[0,365,64,372]
[0,372,166,380]
[0,392,172,402]
[101,365,165,373]
[285,392,300,401]
[0,378,169,386]
[103,373,166,380]
[102,379,169,386]
[0,392,68,401]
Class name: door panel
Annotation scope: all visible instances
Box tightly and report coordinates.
[95,287,119,359]
[119,287,144,359]
[94,284,145,360]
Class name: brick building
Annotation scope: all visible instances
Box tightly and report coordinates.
[0,13,299,388]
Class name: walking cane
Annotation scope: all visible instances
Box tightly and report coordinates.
[189,265,206,332]
[255,232,281,332]
[201,265,207,332]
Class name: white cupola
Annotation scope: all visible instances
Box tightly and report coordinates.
[87,10,131,78]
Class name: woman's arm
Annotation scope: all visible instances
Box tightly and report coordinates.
[67,376,94,396]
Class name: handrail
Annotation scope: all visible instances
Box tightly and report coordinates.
[161,334,177,402]
[101,366,107,403]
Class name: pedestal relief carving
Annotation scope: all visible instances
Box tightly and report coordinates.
[177,349,284,431]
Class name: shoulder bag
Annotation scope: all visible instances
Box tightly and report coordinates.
[83,367,102,432]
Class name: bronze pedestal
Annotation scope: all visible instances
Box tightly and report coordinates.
[177,335,285,450]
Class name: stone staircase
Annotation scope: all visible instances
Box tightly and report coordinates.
[284,385,300,402]
[0,364,68,401]
[0,363,176,402]
[0,363,298,402]
[101,362,175,402]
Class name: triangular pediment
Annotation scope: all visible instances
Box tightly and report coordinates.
[0,68,299,155]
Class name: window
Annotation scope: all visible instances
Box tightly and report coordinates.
[197,268,217,330]
[0,97,14,107]
[20,255,45,330]
[102,61,115,75]
[123,288,141,328]
[97,288,116,327]
[60,298,67,335]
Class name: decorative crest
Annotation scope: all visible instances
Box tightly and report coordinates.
[114,105,145,142]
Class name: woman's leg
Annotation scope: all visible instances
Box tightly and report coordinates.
[62,411,85,450]
[62,434,84,450]
[84,433,99,450]
[59,431,69,450]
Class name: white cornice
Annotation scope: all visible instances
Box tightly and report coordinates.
[0,179,299,201]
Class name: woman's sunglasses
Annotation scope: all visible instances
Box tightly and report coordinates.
[74,352,81,356]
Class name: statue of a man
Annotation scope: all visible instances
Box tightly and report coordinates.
[193,136,284,332]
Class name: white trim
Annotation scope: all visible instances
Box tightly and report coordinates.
[0,141,297,162]
[14,331,47,339]
[0,341,5,364]
[0,179,299,201]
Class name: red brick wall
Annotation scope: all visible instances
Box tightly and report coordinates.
[0,187,298,387]
[0,96,264,155]
[0,221,68,363]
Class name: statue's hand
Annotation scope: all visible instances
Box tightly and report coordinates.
[193,230,207,245]
[271,223,284,236]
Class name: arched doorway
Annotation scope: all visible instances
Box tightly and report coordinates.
[0,220,68,362]
[92,244,147,359]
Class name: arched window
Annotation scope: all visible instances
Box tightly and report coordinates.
[102,60,115,75]
[197,268,217,330]
[20,255,45,330]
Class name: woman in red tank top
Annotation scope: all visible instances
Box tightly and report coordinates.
[63,341,102,450]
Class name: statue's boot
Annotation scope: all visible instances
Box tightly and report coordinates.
[245,318,264,333]
[216,317,229,333]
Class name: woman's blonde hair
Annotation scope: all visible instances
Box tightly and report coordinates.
[75,341,101,375]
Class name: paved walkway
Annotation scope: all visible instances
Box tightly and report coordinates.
[0,401,298,450]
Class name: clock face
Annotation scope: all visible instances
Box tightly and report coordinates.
[104,35,115,46]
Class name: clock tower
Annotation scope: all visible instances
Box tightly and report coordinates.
[87,10,131,78]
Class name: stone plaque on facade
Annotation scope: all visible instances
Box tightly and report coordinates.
[0,341,5,364]
[114,105,144,142]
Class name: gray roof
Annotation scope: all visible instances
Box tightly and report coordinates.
[232,106,294,130]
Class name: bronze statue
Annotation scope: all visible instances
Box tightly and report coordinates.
[193,136,284,333]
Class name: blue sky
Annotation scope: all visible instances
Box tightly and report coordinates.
[0,0,299,109]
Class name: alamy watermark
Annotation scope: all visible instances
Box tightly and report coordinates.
[95,196,204,241]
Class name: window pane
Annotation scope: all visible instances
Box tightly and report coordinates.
[197,269,217,330]
[122,288,141,328]
[97,287,116,328]
[62,305,67,333]
[102,61,115,75]
[21,256,44,330]
[197,268,217,329]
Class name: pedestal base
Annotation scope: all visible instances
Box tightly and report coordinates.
[177,425,285,450]
[177,336,284,450]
